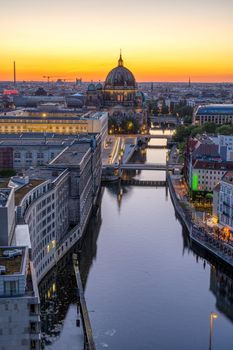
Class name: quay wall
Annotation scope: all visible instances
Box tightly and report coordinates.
[168,174,233,269]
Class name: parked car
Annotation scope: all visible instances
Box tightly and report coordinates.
[3,249,23,258]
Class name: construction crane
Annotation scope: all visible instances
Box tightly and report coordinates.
[42,75,64,83]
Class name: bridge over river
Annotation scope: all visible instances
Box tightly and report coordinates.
[116,133,173,140]
[103,162,182,171]
[121,179,167,186]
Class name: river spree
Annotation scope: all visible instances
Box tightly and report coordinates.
[40,136,233,350]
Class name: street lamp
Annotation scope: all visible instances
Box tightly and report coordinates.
[209,312,218,350]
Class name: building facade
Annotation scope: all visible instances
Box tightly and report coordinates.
[9,134,102,282]
[0,110,108,144]
[217,172,233,232]
[0,246,40,350]
[194,104,233,125]
[0,189,15,245]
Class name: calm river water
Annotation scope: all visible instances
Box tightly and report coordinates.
[40,133,233,350]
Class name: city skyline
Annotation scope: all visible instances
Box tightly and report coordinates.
[1,0,233,82]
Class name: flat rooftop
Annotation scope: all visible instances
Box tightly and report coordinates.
[0,247,25,275]
[0,133,98,147]
[15,179,45,206]
[0,110,106,120]
[51,143,90,166]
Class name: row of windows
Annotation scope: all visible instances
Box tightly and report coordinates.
[197,170,224,175]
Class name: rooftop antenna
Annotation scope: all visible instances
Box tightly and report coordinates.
[13,61,16,85]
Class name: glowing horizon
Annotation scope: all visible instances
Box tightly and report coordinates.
[1,0,233,83]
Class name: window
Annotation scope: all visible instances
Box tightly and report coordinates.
[14,152,21,158]
[37,152,44,159]
[30,340,37,350]
[26,152,32,159]
[30,322,37,334]
[4,281,19,296]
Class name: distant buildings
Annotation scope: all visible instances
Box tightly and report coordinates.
[194,104,233,125]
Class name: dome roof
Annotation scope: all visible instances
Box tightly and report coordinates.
[104,54,136,89]
[96,82,103,90]
[87,83,96,91]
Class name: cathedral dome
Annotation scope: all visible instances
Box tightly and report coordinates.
[96,82,103,90]
[104,54,136,89]
[87,83,96,91]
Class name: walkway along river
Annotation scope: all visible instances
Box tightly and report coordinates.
[39,132,233,350]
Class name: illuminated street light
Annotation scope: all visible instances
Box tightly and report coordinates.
[209,312,218,350]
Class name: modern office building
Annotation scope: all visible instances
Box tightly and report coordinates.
[1,134,102,282]
[0,133,91,170]
[0,133,102,348]
[0,246,41,350]
[194,104,233,125]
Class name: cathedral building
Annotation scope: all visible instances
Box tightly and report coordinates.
[85,53,147,128]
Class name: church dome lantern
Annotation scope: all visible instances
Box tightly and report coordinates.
[104,53,137,90]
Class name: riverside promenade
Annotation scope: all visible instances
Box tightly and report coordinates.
[168,174,233,268]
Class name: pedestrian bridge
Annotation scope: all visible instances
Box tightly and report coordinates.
[103,163,182,171]
[142,134,173,140]
[121,179,167,187]
[104,163,171,171]
[150,115,179,126]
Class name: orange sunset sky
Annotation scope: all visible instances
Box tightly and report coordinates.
[1,0,233,82]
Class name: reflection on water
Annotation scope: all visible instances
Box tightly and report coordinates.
[40,185,233,350]
[39,142,233,350]
[210,267,233,323]
[39,201,102,349]
[126,140,167,181]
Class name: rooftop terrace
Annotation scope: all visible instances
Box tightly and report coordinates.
[0,247,25,275]
[14,179,45,206]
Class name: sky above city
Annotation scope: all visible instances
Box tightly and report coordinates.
[1,0,233,82]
